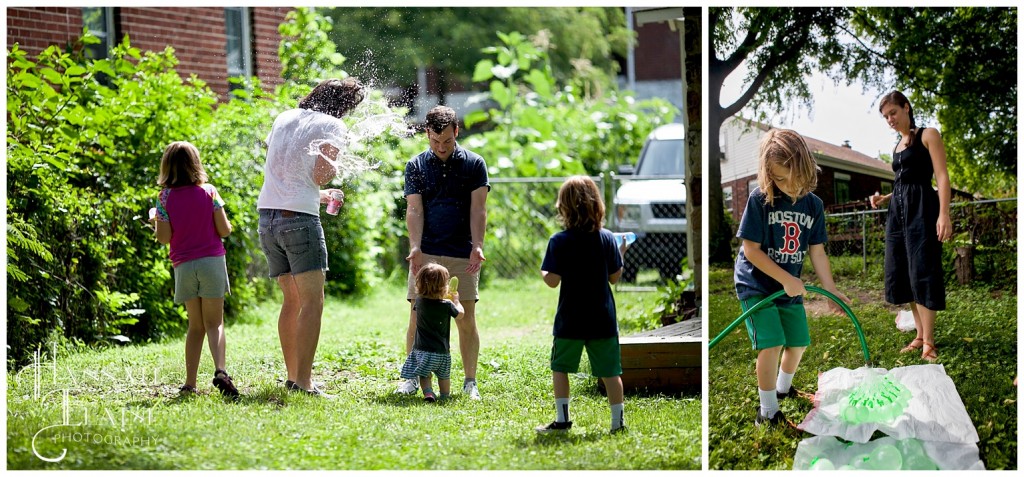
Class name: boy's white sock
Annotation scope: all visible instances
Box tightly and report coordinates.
[758,388,779,418]
[776,370,795,394]
[555,398,571,423]
[610,403,625,429]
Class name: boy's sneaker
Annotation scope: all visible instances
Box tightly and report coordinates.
[535,420,573,434]
[610,425,628,435]
[777,386,812,401]
[463,380,481,400]
[395,378,419,395]
[212,370,240,399]
[423,391,437,403]
[754,408,787,428]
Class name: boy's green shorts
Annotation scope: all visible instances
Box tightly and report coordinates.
[550,336,622,378]
[741,296,810,350]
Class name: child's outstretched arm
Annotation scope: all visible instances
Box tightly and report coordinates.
[742,239,806,297]
[214,208,232,238]
[541,270,560,288]
[807,244,851,314]
[451,292,465,320]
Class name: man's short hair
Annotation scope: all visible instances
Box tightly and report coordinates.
[425,106,458,134]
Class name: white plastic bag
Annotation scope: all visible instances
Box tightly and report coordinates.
[798,365,979,444]
[793,435,985,470]
[895,309,916,332]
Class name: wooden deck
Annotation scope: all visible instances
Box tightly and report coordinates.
[604,318,702,395]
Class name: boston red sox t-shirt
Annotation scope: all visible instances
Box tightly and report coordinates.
[734,187,827,305]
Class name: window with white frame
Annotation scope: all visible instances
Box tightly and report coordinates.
[723,186,733,213]
[82,7,117,60]
[224,8,253,91]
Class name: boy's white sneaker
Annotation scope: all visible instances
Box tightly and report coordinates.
[394,378,419,395]
[463,380,481,400]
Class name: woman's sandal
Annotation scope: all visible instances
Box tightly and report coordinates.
[900,337,924,353]
[179,384,197,396]
[921,342,938,363]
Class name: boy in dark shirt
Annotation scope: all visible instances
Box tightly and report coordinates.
[538,176,629,434]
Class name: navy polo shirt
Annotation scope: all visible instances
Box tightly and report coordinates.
[734,188,827,305]
[540,228,622,340]
[404,145,490,258]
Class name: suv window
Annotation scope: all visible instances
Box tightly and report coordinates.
[638,139,684,176]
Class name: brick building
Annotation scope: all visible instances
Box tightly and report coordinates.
[6,7,291,101]
[719,117,896,222]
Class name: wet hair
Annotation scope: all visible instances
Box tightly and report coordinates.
[878,90,918,145]
[425,106,458,134]
[556,175,605,233]
[757,129,820,206]
[298,78,366,119]
[415,263,450,300]
[157,141,207,188]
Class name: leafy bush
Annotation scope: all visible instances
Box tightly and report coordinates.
[7,34,220,366]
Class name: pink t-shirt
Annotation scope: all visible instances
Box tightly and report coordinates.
[155,183,227,267]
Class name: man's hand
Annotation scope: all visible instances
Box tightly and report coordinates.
[406,247,423,277]
[467,246,486,274]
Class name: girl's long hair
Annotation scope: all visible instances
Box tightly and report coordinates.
[878,90,918,145]
[157,141,207,188]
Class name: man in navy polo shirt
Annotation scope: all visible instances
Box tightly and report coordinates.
[397,106,490,399]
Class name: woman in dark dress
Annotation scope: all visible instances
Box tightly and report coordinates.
[869,91,952,362]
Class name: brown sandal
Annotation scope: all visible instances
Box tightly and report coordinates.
[900,337,924,353]
[921,342,938,362]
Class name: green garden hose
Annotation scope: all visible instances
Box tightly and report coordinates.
[708,286,871,366]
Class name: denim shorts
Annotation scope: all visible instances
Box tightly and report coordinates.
[173,255,230,304]
[258,209,328,278]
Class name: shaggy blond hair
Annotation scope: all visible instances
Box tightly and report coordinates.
[757,129,819,206]
[556,175,605,233]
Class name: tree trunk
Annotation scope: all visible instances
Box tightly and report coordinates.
[954,246,975,285]
[681,8,702,306]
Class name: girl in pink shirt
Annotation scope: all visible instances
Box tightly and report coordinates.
[152,141,238,399]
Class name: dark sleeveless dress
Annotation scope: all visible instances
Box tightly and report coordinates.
[883,127,945,310]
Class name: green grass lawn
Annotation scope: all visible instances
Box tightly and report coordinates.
[707,264,1017,470]
[7,277,699,470]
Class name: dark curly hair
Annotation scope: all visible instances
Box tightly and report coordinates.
[425,106,458,134]
[298,78,366,119]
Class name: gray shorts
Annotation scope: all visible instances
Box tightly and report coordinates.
[406,253,479,301]
[258,209,328,278]
[173,255,230,304]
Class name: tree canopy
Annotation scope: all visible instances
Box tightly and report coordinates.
[708,7,1017,263]
[321,7,630,101]
[850,7,1017,196]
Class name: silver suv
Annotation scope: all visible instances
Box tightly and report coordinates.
[613,123,686,282]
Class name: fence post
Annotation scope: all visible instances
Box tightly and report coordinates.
[862,211,867,275]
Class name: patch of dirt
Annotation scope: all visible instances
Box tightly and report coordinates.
[803,285,895,319]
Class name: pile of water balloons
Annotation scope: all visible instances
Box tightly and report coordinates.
[804,438,938,471]
[838,374,912,424]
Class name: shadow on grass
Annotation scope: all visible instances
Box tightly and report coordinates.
[513,431,607,449]
[368,392,469,407]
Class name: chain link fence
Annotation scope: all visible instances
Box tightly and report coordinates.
[379,175,686,290]
[824,198,1016,286]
